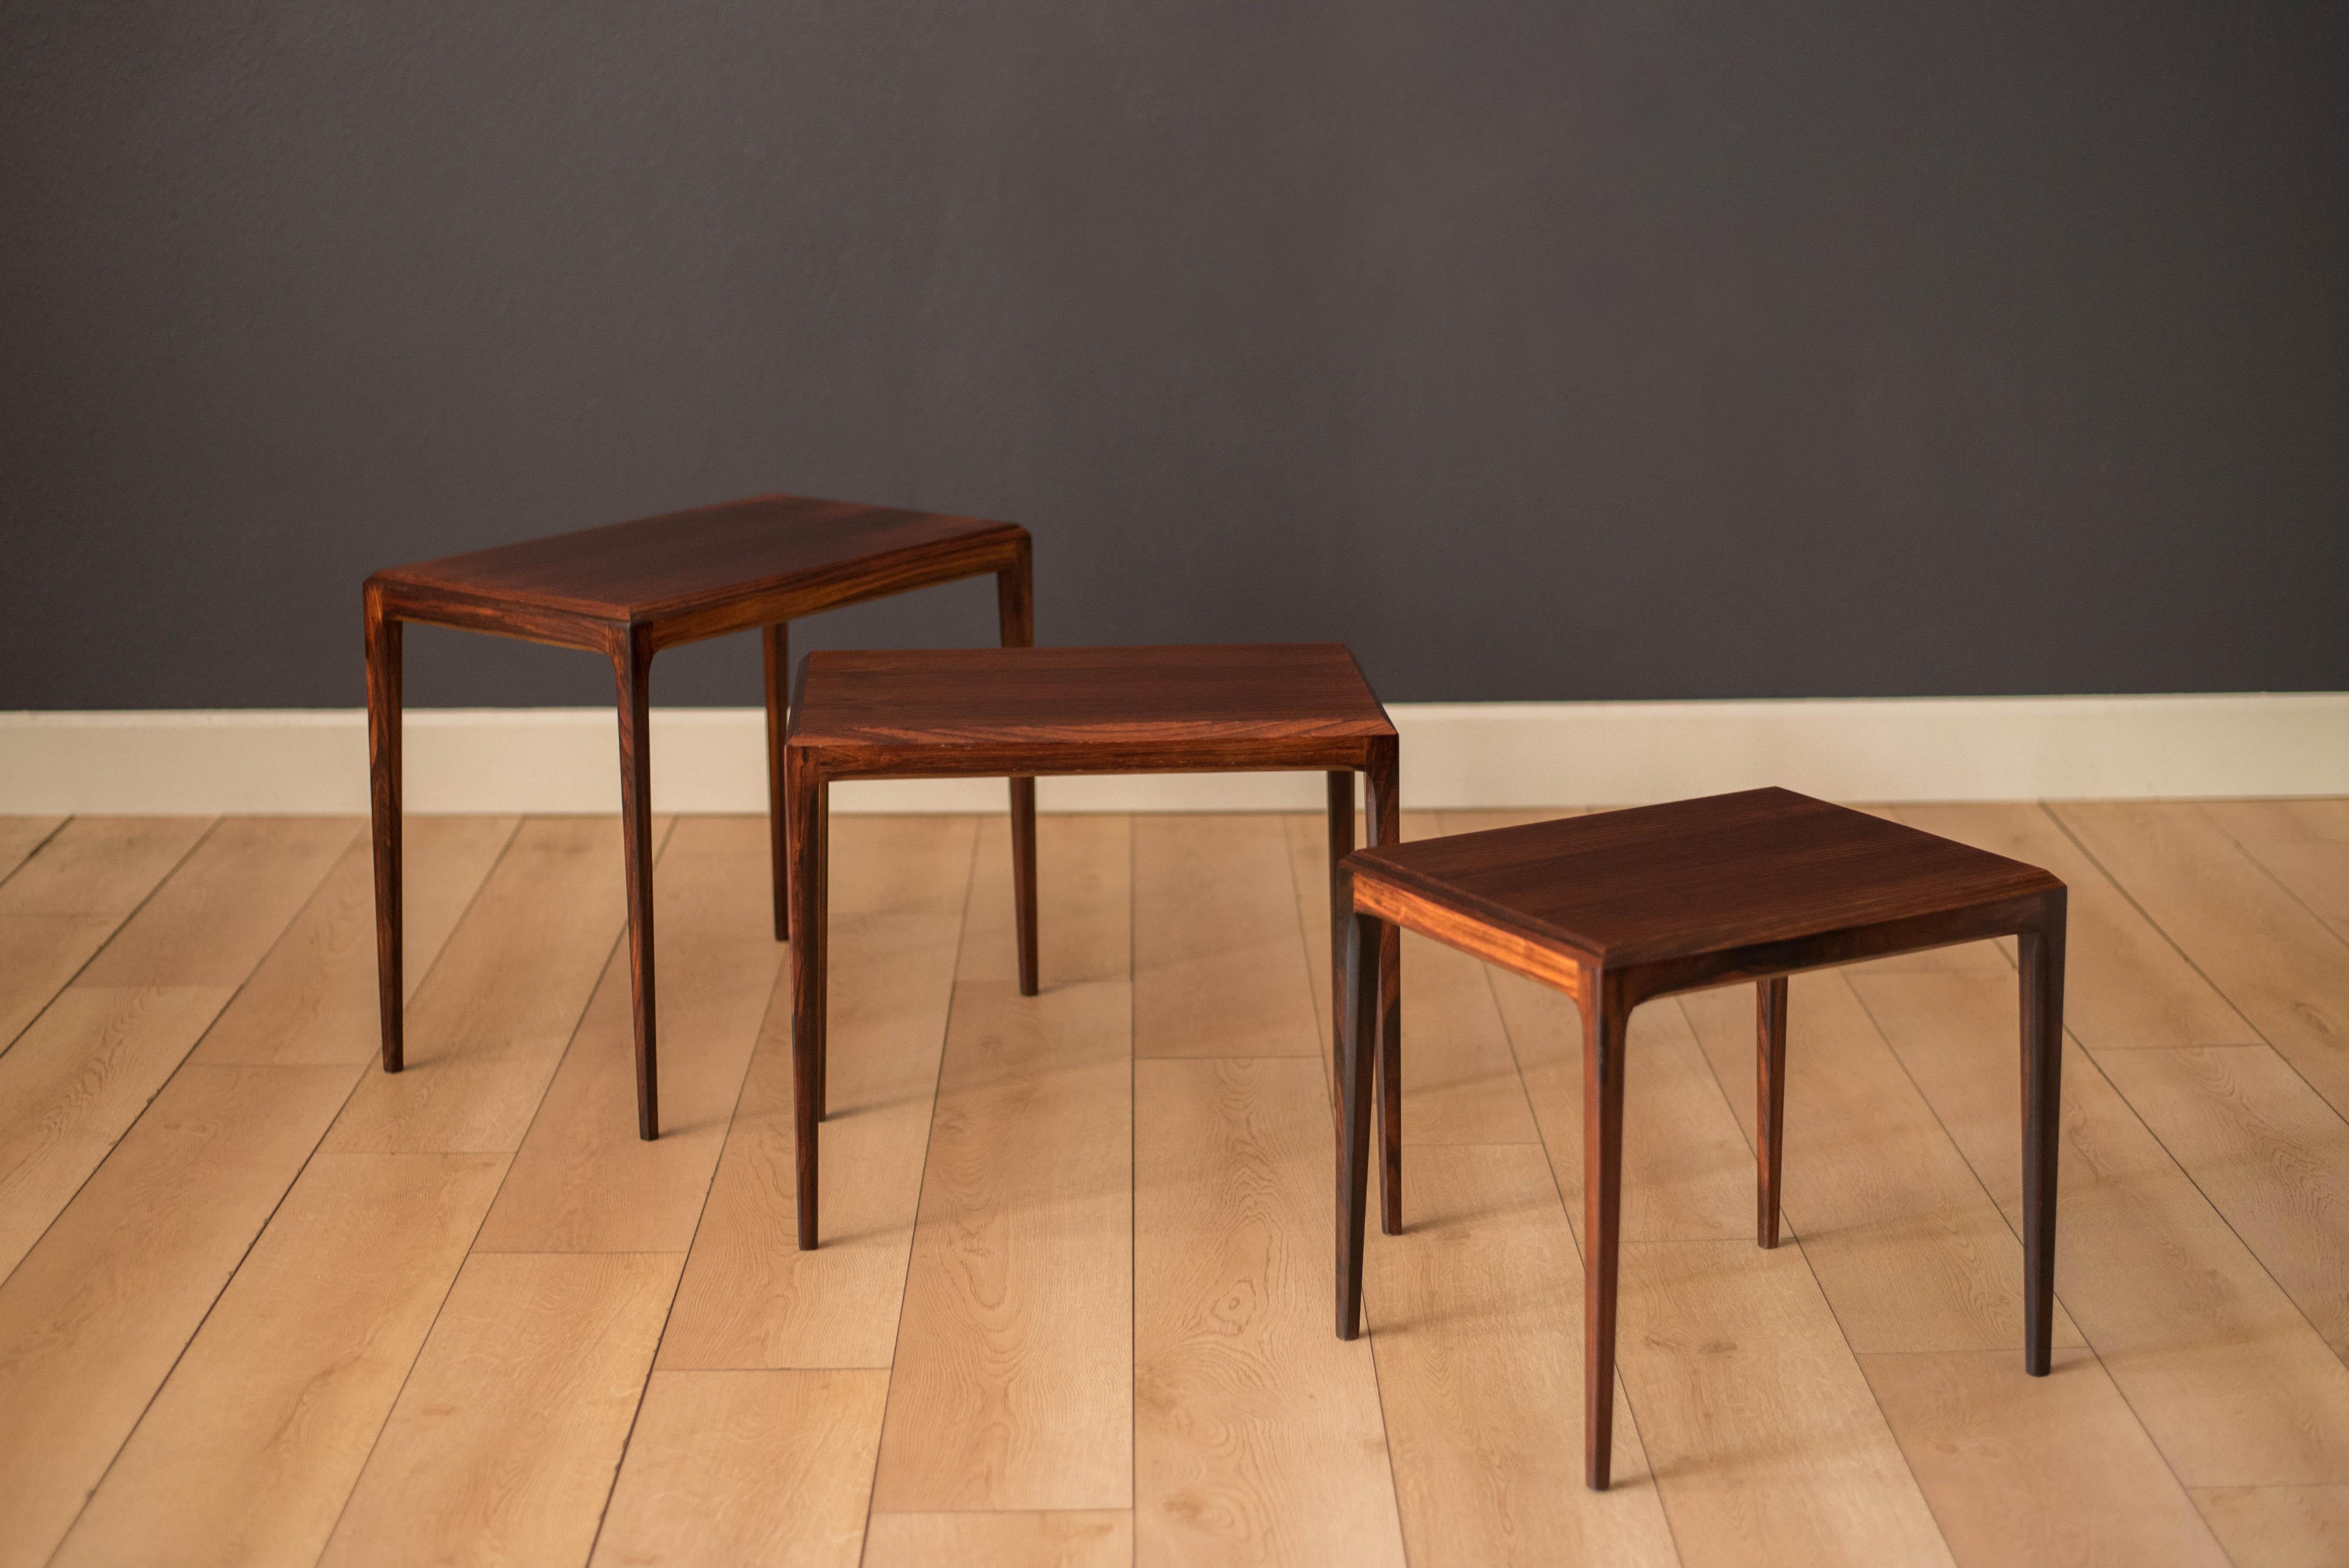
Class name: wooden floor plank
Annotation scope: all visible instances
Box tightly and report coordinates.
[325,816,662,1154]
[1135,1056,1406,1567]
[1615,1238,1955,1568]
[1135,814,1321,1059]
[52,1150,508,1568]
[1366,1144,1679,1568]
[1679,973,2084,1352]
[0,817,65,883]
[318,1251,682,1568]
[2202,800,2349,944]
[0,984,237,1277]
[2195,799,2349,845]
[0,815,212,916]
[0,914,122,1053]
[2052,802,2349,1109]
[1393,812,1543,1149]
[0,816,214,1051]
[2190,1485,2349,1568]
[1850,971,2349,1484]
[657,816,973,1370]
[475,817,779,1252]
[589,1369,888,1568]
[77,816,358,987]
[2092,1043,2349,1357]
[1862,1347,2231,1568]
[0,1063,359,1568]
[191,816,517,1066]
[870,814,1133,1513]
[1494,973,1751,1246]
[1892,803,2256,1048]
[863,1510,1134,1567]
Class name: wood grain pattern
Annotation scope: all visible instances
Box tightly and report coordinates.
[0,816,215,1050]
[2190,1485,2349,1568]
[77,816,357,986]
[1680,973,2084,1352]
[372,491,1026,637]
[475,817,778,1252]
[1863,1348,2232,1568]
[657,816,971,1369]
[1890,803,2255,1047]
[2053,803,2349,1108]
[1135,1056,1405,1567]
[192,816,516,1066]
[1134,814,1322,1059]
[329,816,661,1152]
[1365,1144,1679,1568]
[589,1369,888,1568]
[1852,971,2349,1483]
[870,814,1133,1513]
[2093,1043,2349,1356]
[0,1064,358,1568]
[52,1151,508,1568]
[789,643,1394,778]
[319,1251,682,1568]
[1614,1238,1956,1568]
[0,984,235,1277]
[863,1511,1134,1568]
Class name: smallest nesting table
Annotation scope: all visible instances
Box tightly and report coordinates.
[785,643,1401,1250]
[1335,788,2067,1491]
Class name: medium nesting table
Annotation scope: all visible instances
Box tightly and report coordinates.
[365,492,1037,1141]
[784,642,1401,1249]
[1334,787,2067,1490]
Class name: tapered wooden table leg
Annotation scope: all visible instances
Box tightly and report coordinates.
[365,586,404,1073]
[1583,976,1629,1491]
[1757,976,1789,1248]
[789,750,825,1248]
[764,621,790,941]
[1336,904,1380,1341]
[999,550,1041,995]
[2021,889,2067,1375]
[613,629,660,1141]
[1325,770,1355,1133]
[1367,738,1402,1234]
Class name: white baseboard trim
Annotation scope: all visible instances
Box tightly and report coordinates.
[3,693,2343,815]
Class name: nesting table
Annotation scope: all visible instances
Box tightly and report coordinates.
[784,642,1401,1249]
[1335,787,2067,1490]
[365,492,1037,1139]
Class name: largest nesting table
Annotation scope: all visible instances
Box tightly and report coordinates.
[784,642,1401,1249]
[365,492,1036,1140]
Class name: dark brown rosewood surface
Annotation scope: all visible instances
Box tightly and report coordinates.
[788,643,1391,754]
[371,491,1025,632]
[1348,787,2059,971]
[1334,786,2067,1493]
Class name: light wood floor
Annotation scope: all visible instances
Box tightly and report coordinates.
[2,801,2346,1568]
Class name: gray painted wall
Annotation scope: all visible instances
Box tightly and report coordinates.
[4,2,2344,710]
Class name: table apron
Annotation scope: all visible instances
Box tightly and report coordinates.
[1349,878,2056,1011]
[794,741,1386,780]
